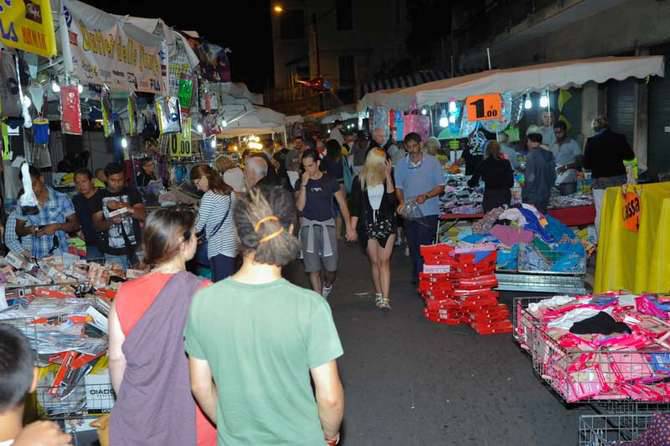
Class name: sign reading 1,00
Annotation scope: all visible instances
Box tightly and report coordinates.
[466,93,503,121]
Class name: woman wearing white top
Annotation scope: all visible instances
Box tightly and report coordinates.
[350,149,397,311]
[191,165,238,281]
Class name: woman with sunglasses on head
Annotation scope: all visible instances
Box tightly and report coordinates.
[350,148,397,311]
[191,165,238,281]
[108,208,216,446]
[186,186,344,446]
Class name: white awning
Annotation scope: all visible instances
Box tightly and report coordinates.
[217,105,286,138]
[358,56,665,110]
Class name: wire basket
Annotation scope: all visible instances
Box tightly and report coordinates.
[578,413,661,446]
[532,328,670,406]
[36,383,114,419]
[517,243,587,275]
[513,297,546,349]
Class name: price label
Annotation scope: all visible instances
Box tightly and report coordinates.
[622,187,641,232]
[466,93,502,121]
[167,118,192,159]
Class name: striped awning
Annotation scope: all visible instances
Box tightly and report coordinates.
[359,70,450,97]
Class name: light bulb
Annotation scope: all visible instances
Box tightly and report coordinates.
[448,101,457,113]
[51,80,60,93]
[540,95,549,108]
[524,96,532,110]
[78,84,83,94]
[420,108,428,116]
[22,96,32,108]
[221,119,228,128]
[210,138,217,149]
[196,123,204,133]
[439,110,448,128]
[121,137,128,149]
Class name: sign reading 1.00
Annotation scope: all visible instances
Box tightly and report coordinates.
[466,93,503,121]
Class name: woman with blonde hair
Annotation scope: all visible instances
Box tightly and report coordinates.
[350,148,397,311]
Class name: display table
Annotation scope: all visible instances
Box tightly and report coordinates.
[595,182,670,294]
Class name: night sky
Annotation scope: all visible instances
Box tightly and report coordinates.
[85,0,274,93]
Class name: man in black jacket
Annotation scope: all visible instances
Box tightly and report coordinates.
[583,116,635,237]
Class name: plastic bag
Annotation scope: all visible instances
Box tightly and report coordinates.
[398,200,423,220]
[156,97,182,134]
[19,162,39,215]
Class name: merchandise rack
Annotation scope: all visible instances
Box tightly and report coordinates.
[498,272,587,294]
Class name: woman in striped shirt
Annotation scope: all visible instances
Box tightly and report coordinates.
[191,165,238,281]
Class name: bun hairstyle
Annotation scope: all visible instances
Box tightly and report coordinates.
[143,208,196,266]
[234,186,300,266]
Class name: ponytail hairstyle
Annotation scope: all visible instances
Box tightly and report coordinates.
[143,207,196,266]
[190,164,231,195]
[234,186,300,266]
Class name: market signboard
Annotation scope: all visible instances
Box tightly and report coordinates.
[164,117,192,159]
[0,0,57,57]
[466,93,502,121]
[63,0,166,95]
[622,186,641,232]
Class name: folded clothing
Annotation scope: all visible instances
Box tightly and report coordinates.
[490,225,534,247]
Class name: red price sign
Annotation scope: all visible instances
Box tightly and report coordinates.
[466,93,502,121]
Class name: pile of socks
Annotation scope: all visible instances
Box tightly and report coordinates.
[420,243,512,335]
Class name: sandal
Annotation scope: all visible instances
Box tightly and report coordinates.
[380,297,392,311]
[375,293,384,308]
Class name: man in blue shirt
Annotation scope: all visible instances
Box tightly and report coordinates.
[394,132,445,284]
[14,165,79,259]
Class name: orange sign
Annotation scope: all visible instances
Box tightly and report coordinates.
[622,187,641,232]
[466,93,503,121]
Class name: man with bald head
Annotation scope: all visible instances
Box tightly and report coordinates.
[244,156,269,190]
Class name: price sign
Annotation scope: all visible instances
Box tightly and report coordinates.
[466,93,502,121]
[167,118,192,159]
[622,186,641,232]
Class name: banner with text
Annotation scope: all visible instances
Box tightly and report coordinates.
[63,0,166,94]
[0,0,57,57]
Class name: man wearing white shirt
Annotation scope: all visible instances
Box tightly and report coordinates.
[539,111,556,149]
[550,121,583,195]
[329,120,345,146]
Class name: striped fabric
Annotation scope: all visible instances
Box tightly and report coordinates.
[359,69,450,97]
[195,191,238,259]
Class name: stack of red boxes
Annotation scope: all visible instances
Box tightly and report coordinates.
[419,244,513,335]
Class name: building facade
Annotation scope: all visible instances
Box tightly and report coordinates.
[269,0,410,114]
[433,0,670,177]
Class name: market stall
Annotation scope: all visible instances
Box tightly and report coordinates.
[595,182,670,294]
[358,56,664,293]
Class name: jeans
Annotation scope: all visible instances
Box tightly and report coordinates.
[86,245,104,262]
[105,253,138,271]
[405,215,439,281]
[210,254,236,282]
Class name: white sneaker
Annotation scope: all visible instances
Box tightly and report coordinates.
[322,284,333,298]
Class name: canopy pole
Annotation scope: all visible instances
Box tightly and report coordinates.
[486,48,492,71]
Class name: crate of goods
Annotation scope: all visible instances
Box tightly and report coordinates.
[517,292,670,405]
[419,244,512,335]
